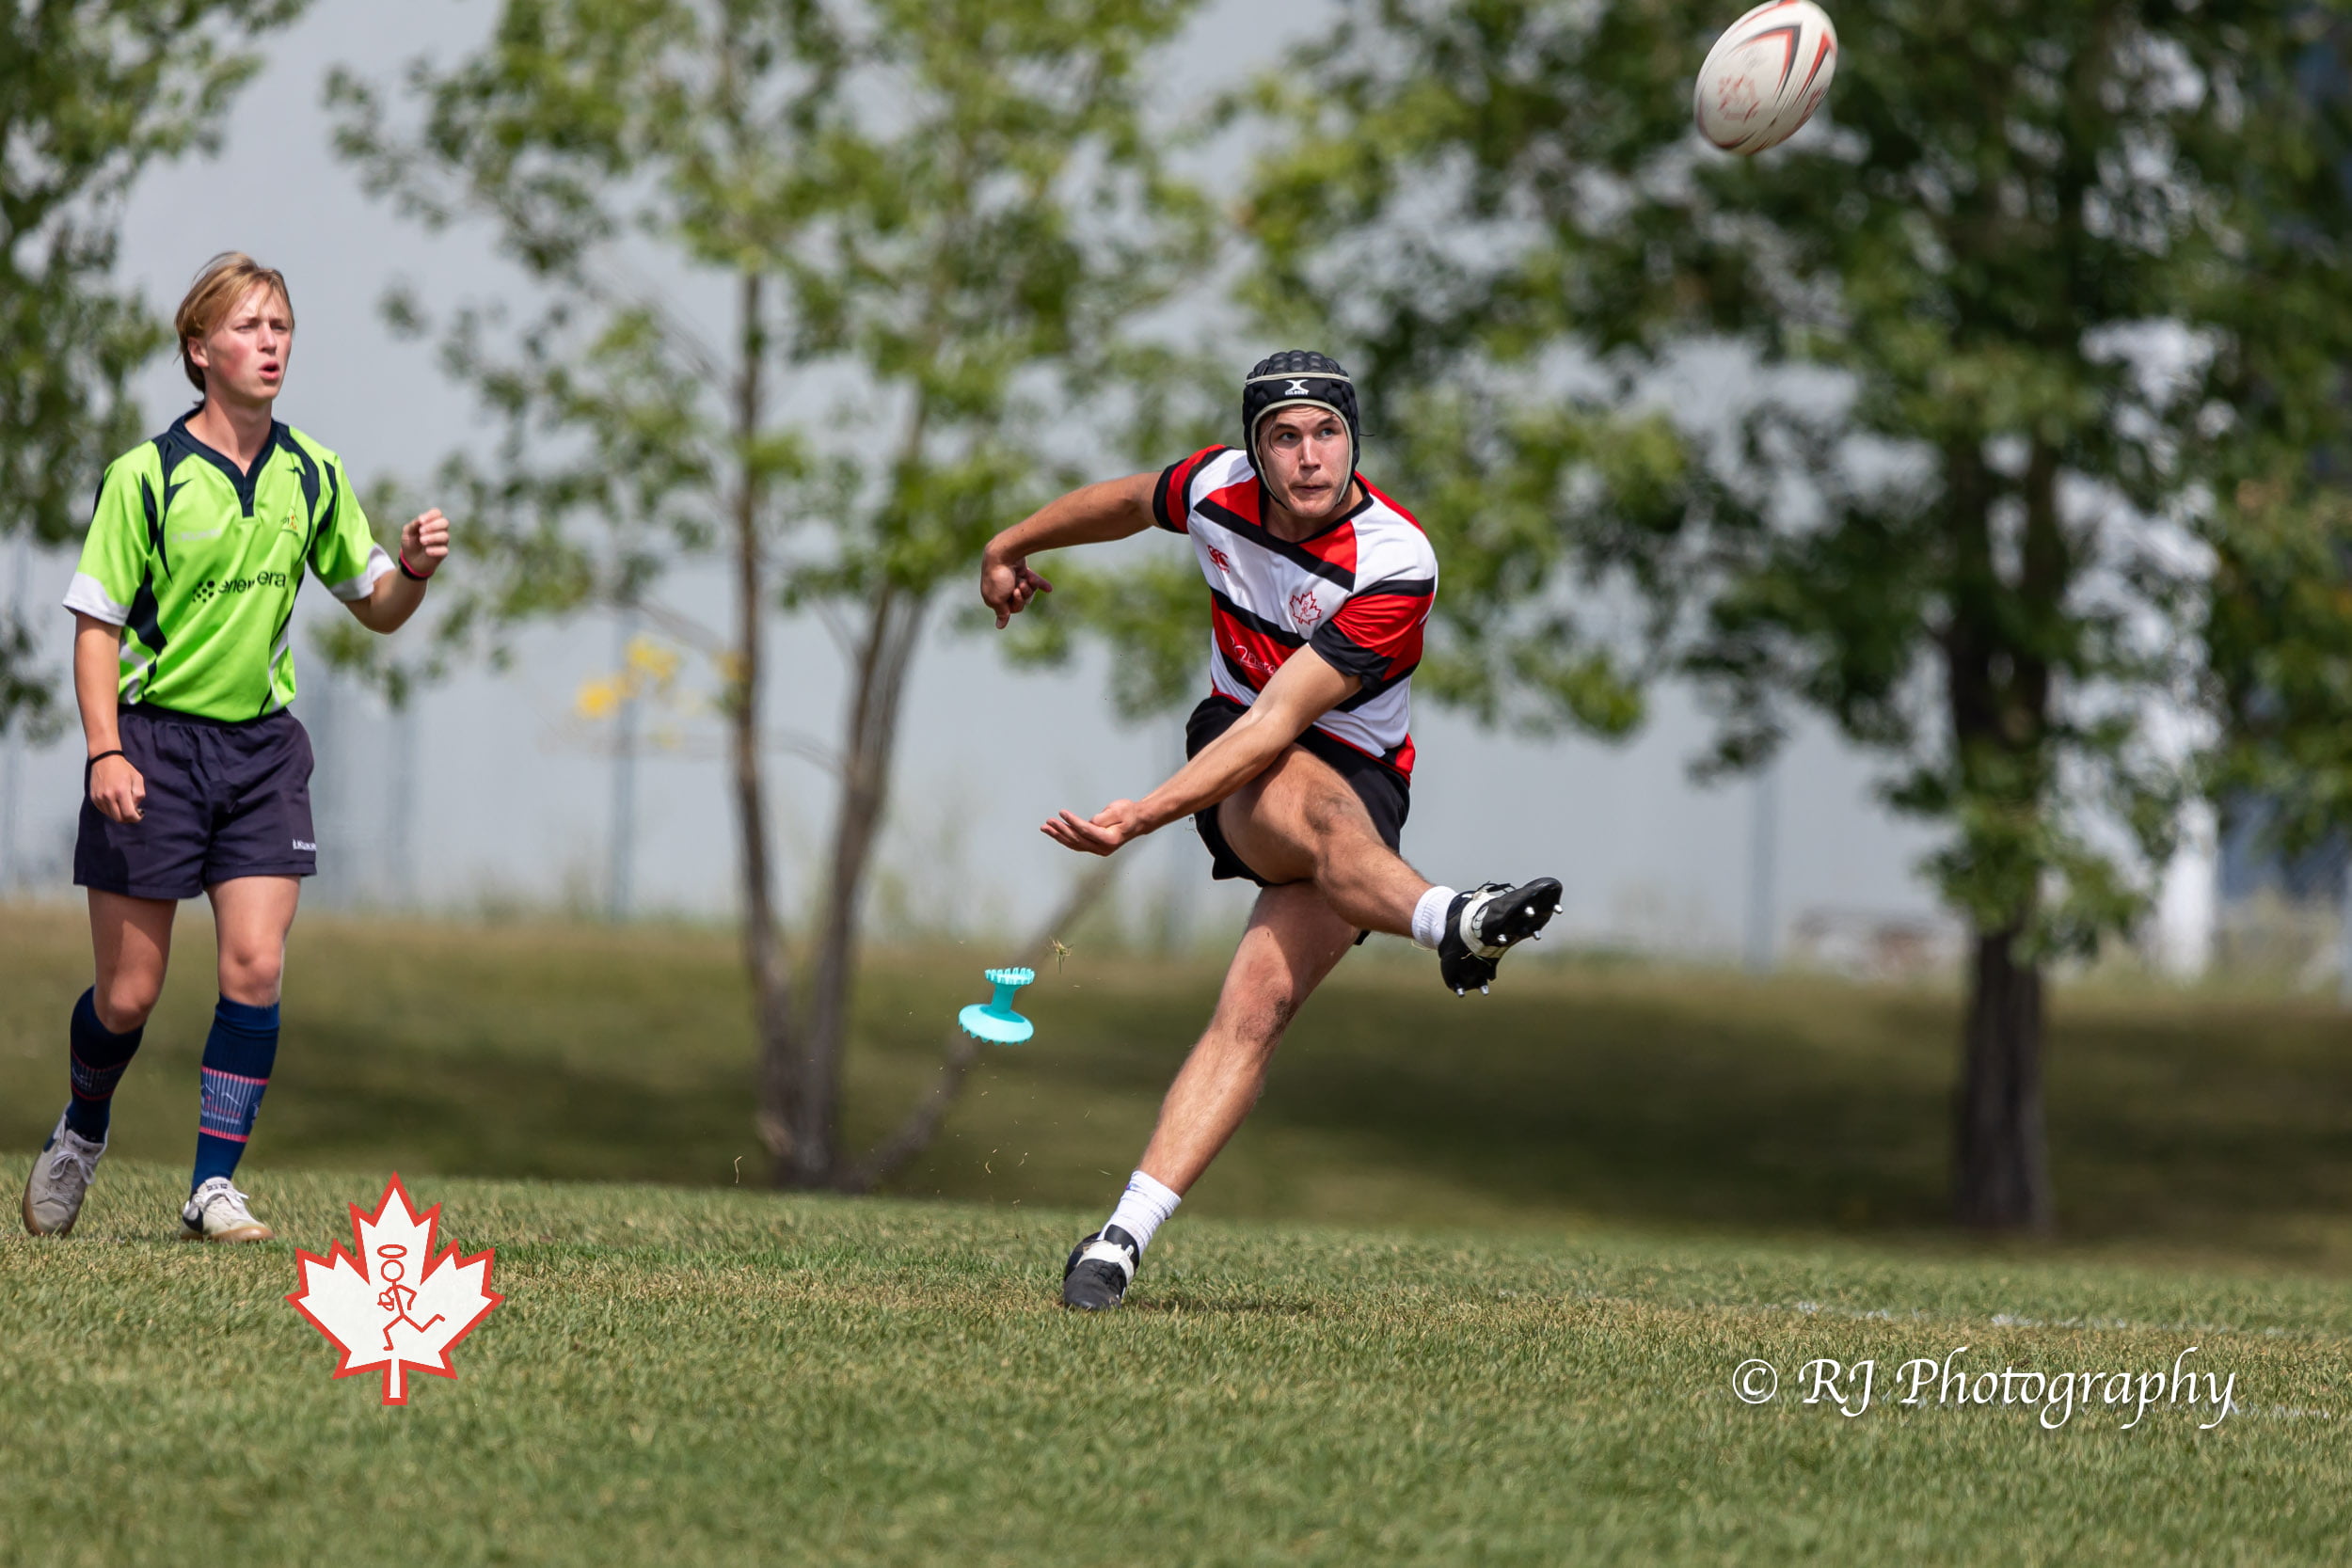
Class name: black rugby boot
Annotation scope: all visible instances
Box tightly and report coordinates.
[1061,1225,1141,1310]
[1438,879,1564,995]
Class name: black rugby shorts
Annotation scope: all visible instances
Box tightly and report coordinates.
[1183,692,1410,890]
[74,705,318,900]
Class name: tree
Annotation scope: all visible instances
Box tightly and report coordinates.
[330,0,1207,1188]
[0,0,309,737]
[1232,0,2352,1228]
[2201,27,2352,879]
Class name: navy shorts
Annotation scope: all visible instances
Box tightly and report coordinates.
[1184,693,1410,889]
[74,705,317,901]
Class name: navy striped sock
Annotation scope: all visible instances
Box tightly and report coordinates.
[64,989,145,1142]
[193,997,278,1190]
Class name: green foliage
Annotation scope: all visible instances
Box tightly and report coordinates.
[328,0,1213,667]
[1241,0,2352,957]
[326,0,827,659]
[2205,468,2352,858]
[330,0,1215,1184]
[0,0,308,736]
[1366,388,1690,737]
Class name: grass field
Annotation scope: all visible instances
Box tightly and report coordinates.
[7,903,2352,1266]
[7,1160,2350,1566]
[6,903,2352,1562]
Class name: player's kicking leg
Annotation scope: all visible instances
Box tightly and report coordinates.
[1212,744,1563,997]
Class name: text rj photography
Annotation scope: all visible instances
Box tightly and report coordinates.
[1731,1346,2241,1430]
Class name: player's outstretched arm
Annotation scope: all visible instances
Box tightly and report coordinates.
[980,472,1156,629]
[1042,648,1360,856]
[344,509,451,634]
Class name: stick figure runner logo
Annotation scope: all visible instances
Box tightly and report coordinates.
[286,1174,502,1404]
[371,1244,445,1349]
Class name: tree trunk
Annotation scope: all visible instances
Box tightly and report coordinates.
[1954,924,2053,1230]
[1941,436,2062,1232]
[720,269,798,1179]
[785,583,930,1188]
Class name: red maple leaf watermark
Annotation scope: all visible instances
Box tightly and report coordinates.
[285,1174,502,1404]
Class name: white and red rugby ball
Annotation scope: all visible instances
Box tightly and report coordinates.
[1693,0,1839,154]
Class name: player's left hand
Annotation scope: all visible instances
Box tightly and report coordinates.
[401,508,452,578]
[1042,800,1150,856]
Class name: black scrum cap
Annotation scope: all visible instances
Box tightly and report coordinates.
[1243,349,1359,482]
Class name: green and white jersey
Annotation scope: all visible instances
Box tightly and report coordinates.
[63,414,391,721]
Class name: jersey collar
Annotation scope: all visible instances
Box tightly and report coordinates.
[167,412,291,517]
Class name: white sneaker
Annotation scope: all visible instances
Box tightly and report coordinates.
[181,1176,274,1243]
[21,1109,106,1237]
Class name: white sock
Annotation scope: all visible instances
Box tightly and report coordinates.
[1411,885,1458,950]
[1104,1169,1182,1254]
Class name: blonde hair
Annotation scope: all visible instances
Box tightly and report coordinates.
[175,252,294,394]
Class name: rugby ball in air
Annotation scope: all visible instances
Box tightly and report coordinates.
[1694,0,1838,155]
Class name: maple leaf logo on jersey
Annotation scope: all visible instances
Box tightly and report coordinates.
[1288,588,1323,628]
[286,1174,502,1404]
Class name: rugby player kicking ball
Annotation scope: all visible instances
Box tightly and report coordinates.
[979,350,1560,1310]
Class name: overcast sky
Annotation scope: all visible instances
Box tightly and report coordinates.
[3,0,2191,963]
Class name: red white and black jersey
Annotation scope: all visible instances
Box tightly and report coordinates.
[1152,445,1438,778]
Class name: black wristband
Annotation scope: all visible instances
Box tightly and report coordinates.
[398,551,434,582]
[87,749,125,769]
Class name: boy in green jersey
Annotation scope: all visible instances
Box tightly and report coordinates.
[21,253,453,1243]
